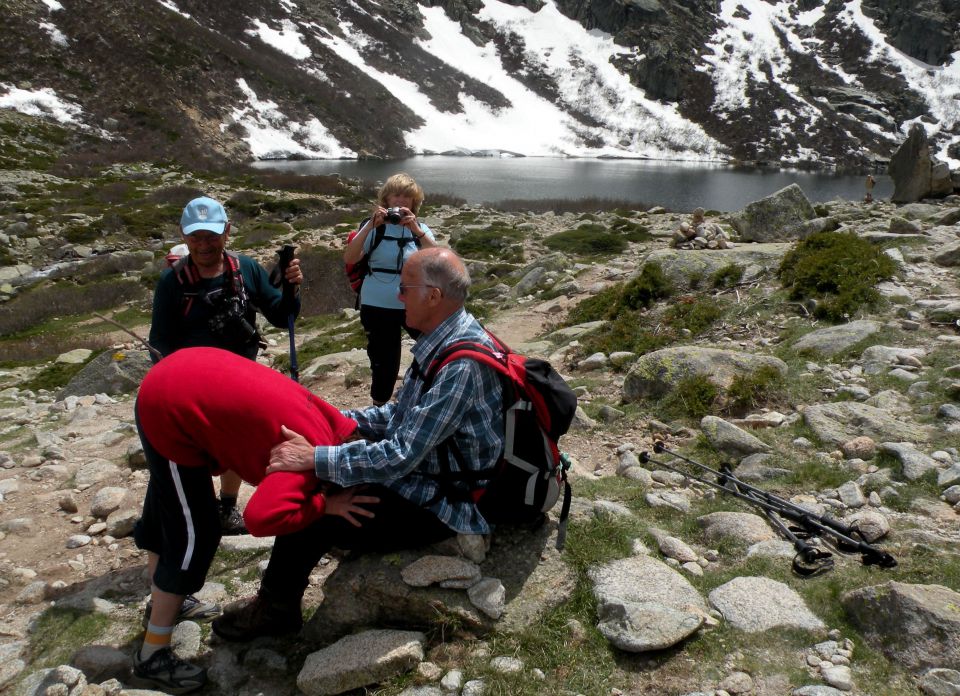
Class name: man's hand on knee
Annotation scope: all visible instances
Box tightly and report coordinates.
[325,487,379,527]
[267,426,316,473]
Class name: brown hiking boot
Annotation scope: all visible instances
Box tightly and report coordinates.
[211,592,302,642]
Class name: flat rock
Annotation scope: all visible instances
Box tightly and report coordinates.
[803,402,933,446]
[709,576,826,633]
[698,511,775,546]
[297,629,425,696]
[843,581,960,671]
[589,554,708,652]
[879,442,941,480]
[790,321,882,357]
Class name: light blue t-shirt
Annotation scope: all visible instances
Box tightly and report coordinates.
[359,222,434,310]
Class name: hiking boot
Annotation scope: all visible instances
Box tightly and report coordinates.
[220,504,248,535]
[132,646,206,694]
[211,592,302,642]
[142,594,220,629]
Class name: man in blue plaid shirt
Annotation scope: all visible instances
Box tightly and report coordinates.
[213,247,505,642]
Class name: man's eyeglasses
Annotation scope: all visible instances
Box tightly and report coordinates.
[398,284,438,296]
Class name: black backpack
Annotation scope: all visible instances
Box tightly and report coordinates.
[421,331,578,550]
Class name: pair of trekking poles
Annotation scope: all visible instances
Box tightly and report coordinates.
[639,442,897,576]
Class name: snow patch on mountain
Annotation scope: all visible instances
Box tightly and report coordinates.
[228,79,356,159]
[0,85,82,125]
[247,18,312,60]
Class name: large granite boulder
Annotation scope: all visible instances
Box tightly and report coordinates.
[58,349,152,398]
[843,582,960,671]
[302,521,574,644]
[889,123,953,203]
[640,243,791,290]
[623,347,787,401]
[789,320,882,357]
[802,402,934,446]
[727,184,817,242]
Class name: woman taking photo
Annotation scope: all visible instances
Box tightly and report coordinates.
[345,173,437,404]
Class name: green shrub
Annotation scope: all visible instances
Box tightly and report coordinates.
[490,197,644,214]
[579,313,671,357]
[712,263,744,288]
[451,224,525,263]
[0,280,146,336]
[147,185,206,205]
[249,172,350,195]
[664,296,724,335]
[22,354,98,392]
[233,221,289,248]
[659,374,719,419]
[565,284,622,325]
[544,228,627,256]
[618,262,673,311]
[726,365,787,414]
[610,217,652,242]
[778,231,897,322]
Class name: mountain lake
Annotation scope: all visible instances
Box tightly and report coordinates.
[252,157,892,212]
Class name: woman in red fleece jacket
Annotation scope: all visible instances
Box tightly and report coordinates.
[136,346,376,539]
[132,346,378,693]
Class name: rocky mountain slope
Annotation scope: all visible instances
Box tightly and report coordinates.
[1,150,960,694]
[2,0,959,167]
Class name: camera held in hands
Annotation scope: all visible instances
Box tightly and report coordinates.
[385,207,404,224]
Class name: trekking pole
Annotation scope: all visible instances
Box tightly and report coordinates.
[639,444,897,571]
[275,245,299,382]
[651,442,866,542]
[723,474,834,576]
[93,313,164,361]
[654,441,894,564]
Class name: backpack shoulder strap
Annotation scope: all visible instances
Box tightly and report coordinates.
[171,255,201,316]
[171,255,199,286]
[370,224,387,252]
[422,337,510,391]
[362,222,390,277]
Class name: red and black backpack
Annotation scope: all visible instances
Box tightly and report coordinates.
[421,331,578,549]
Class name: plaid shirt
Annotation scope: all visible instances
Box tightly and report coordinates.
[313,308,504,534]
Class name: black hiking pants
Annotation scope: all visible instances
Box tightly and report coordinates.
[360,305,418,403]
[260,485,455,601]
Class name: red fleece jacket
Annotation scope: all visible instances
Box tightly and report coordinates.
[137,346,358,537]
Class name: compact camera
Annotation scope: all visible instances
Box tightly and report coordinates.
[385,207,404,224]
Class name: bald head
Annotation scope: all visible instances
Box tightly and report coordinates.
[411,247,471,305]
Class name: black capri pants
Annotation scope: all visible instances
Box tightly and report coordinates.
[360,304,418,403]
[133,407,221,595]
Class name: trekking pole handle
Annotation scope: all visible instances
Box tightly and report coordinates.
[278,244,297,298]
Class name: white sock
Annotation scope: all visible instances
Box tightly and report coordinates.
[140,622,174,660]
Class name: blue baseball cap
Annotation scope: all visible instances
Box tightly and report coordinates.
[180,196,228,235]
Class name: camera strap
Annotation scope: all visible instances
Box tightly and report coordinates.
[172,251,247,317]
[367,228,422,277]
